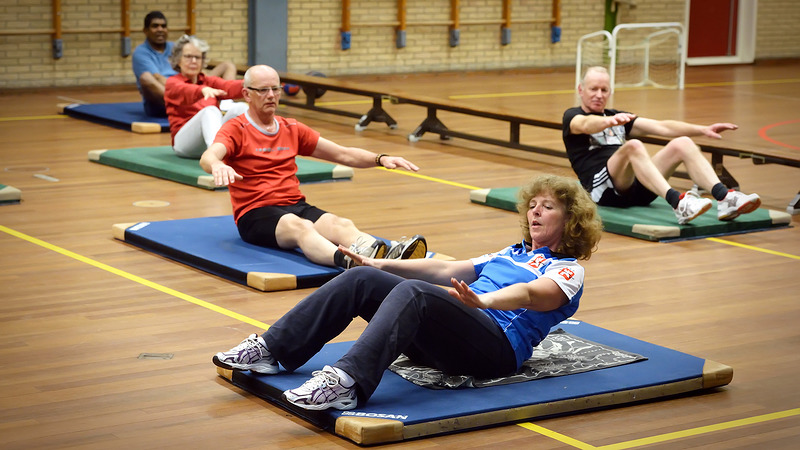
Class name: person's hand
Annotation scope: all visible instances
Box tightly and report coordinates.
[338,245,379,268]
[703,122,738,139]
[211,162,242,186]
[606,112,636,127]
[379,156,419,172]
[448,278,487,309]
[201,86,227,100]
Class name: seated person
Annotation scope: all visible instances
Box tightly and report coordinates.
[199,65,427,269]
[563,66,760,225]
[212,174,603,411]
[165,35,248,159]
[132,11,237,118]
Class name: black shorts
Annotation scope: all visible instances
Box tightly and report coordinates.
[589,165,657,207]
[236,201,328,248]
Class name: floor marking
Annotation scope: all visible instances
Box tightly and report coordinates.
[0,224,271,331]
[596,407,800,449]
[758,118,800,151]
[376,166,482,190]
[0,115,67,122]
[33,174,59,182]
[706,237,800,260]
[517,423,596,449]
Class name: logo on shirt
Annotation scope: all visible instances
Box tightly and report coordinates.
[527,254,546,269]
[558,268,575,280]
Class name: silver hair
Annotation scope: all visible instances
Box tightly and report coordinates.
[580,66,609,85]
[169,34,210,71]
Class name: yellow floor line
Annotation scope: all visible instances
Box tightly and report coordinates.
[597,407,800,449]
[0,224,271,331]
[517,423,597,449]
[706,237,800,260]
[0,115,68,122]
[376,166,483,191]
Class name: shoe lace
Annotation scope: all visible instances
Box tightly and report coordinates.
[231,335,267,358]
[304,369,340,391]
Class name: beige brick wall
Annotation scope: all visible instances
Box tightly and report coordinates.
[756,0,800,59]
[0,0,248,89]
[0,0,797,89]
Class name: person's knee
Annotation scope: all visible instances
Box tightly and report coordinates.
[617,139,648,159]
[139,72,158,89]
[663,136,700,159]
[324,215,357,231]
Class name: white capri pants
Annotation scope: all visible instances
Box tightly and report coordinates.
[173,102,249,159]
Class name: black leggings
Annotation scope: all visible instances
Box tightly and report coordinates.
[263,266,518,402]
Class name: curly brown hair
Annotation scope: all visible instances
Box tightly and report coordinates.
[516,174,602,260]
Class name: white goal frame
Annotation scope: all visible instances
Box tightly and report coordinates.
[576,22,687,92]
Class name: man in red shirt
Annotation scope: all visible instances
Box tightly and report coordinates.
[200,65,426,268]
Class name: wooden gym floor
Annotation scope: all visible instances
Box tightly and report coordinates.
[1,60,798,448]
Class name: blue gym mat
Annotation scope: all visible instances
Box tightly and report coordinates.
[114,216,342,291]
[114,216,447,291]
[470,187,791,242]
[62,102,169,133]
[216,319,732,445]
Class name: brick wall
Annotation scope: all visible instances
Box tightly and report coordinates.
[756,0,800,59]
[0,0,248,89]
[0,0,797,89]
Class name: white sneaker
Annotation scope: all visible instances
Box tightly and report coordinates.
[344,236,387,269]
[717,190,761,221]
[283,365,358,411]
[674,190,712,225]
[212,334,279,374]
[385,235,427,260]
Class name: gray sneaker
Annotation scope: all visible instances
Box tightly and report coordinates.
[385,235,427,260]
[212,334,279,374]
[344,236,387,268]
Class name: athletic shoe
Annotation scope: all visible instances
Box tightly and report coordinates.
[212,333,279,374]
[344,236,387,269]
[674,190,712,225]
[385,235,427,260]
[717,190,761,221]
[283,365,358,411]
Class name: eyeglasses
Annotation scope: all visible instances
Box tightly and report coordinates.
[246,86,282,95]
[182,54,203,61]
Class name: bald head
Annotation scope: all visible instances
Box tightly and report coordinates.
[244,65,280,88]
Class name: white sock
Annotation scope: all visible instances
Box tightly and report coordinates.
[329,365,355,387]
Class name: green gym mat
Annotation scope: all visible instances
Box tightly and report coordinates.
[0,184,21,204]
[88,146,354,190]
[470,187,791,242]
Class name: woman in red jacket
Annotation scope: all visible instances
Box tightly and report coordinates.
[165,35,248,159]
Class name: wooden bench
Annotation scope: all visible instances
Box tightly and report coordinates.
[279,71,399,132]
[386,91,566,159]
